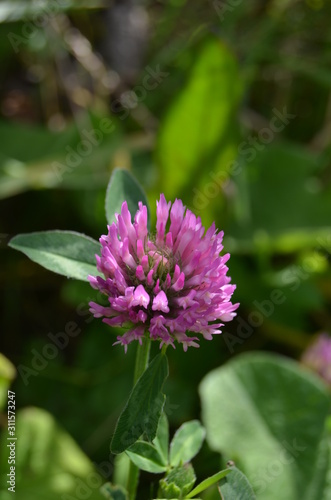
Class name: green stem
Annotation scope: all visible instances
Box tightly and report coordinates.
[127,337,151,500]
[133,337,151,384]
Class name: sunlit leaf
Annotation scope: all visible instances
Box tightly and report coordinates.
[126,441,167,473]
[169,420,206,467]
[157,38,242,221]
[9,230,100,281]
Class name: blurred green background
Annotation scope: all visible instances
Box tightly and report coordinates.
[1,0,331,498]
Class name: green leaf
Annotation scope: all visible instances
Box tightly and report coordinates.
[0,353,16,410]
[218,466,256,499]
[153,413,169,465]
[126,441,167,473]
[0,407,105,500]
[156,39,242,222]
[200,352,331,500]
[8,230,100,281]
[169,420,206,467]
[159,463,196,499]
[186,469,231,499]
[110,353,169,454]
[100,483,128,500]
[105,168,150,228]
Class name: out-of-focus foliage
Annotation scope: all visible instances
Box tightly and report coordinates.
[0,405,105,500]
[156,39,242,217]
[0,354,15,409]
[1,0,331,498]
[200,352,331,500]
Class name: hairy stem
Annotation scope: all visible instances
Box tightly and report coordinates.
[133,337,151,384]
[127,337,151,500]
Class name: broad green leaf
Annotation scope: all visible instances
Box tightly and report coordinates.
[156,39,242,221]
[159,463,196,499]
[169,420,206,467]
[218,466,256,499]
[186,469,231,498]
[100,483,128,500]
[8,230,100,281]
[153,413,169,465]
[111,353,169,454]
[0,353,16,410]
[0,407,104,500]
[200,352,331,500]
[105,168,150,228]
[126,441,167,473]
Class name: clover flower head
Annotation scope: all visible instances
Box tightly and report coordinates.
[89,194,239,351]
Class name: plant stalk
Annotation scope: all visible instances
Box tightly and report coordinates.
[126,337,151,500]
